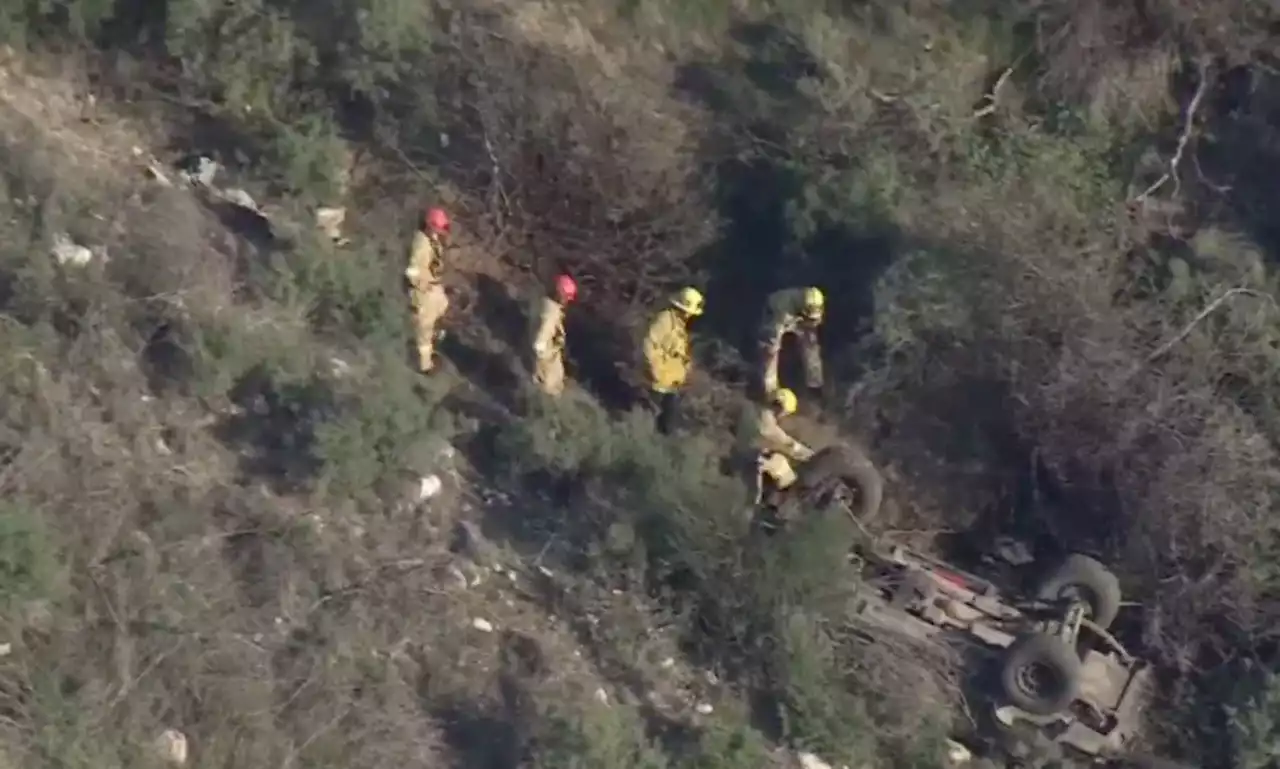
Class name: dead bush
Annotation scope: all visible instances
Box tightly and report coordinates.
[430,5,719,306]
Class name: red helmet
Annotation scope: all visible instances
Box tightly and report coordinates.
[424,207,450,234]
[555,274,578,303]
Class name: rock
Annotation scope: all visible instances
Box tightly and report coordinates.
[329,357,351,377]
[471,617,494,633]
[178,155,219,187]
[945,739,972,764]
[694,702,713,715]
[315,206,346,241]
[594,688,609,704]
[51,233,93,266]
[797,753,833,769]
[418,475,442,501]
[153,729,188,766]
[218,187,261,213]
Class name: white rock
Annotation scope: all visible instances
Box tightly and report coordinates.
[471,618,494,633]
[0,643,11,657]
[418,475,442,500]
[944,739,972,764]
[694,702,713,715]
[315,206,346,240]
[220,188,261,212]
[51,233,92,266]
[660,657,675,669]
[154,729,189,766]
[594,688,609,704]
[797,753,833,769]
[181,156,218,187]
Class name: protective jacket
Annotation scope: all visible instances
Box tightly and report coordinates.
[742,406,815,463]
[406,230,449,372]
[531,297,568,395]
[643,307,692,393]
[760,287,820,342]
[532,297,566,358]
[405,231,444,289]
[759,287,823,393]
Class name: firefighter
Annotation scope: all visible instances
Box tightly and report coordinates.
[740,387,815,505]
[642,286,703,434]
[405,207,451,373]
[530,273,577,396]
[758,286,824,396]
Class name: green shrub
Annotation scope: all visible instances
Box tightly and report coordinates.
[1228,670,1280,769]
[533,703,670,769]
[314,349,456,499]
[0,503,58,608]
[684,715,772,769]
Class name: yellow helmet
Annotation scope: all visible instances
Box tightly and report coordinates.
[802,287,824,319]
[772,387,798,415]
[671,286,704,316]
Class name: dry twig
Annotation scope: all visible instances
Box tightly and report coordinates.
[1143,287,1272,364]
[972,60,1019,119]
[1133,59,1212,203]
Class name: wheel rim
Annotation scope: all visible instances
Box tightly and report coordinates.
[1015,661,1060,700]
[820,481,855,510]
[1057,584,1098,618]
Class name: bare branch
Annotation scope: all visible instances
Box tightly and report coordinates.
[972,57,1022,119]
[1144,287,1272,365]
[1133,59,1212,203]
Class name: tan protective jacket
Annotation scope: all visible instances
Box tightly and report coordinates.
[405,230,444,290]
[744,406,815,463]
[532,297,566,359]
[643,307,692,393]
[760,287,819,341]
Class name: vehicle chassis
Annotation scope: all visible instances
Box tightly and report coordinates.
[846,543,1155,763]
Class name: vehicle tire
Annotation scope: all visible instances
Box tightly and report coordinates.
[793,444,884,521]
[1035,554,1122,630]
[1000,633,1083,716]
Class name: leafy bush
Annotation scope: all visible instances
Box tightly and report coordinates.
[0,504,58,609]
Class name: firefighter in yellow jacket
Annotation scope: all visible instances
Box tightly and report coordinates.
[758,286,824,396]
[405,207,451,373]
[530,274,577,396]
[642,286,703,434]
[740,387,815,505]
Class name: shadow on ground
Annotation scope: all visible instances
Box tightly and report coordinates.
[213,363,336,491]
[672,19,899,396]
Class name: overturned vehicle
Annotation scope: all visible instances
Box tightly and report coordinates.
[756,442,1182,767]
[847,545,1156,764]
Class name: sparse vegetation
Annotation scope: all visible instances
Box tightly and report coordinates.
[0,0,1279,767]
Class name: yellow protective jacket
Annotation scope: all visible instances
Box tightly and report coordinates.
[739,405,815,463]
[532,297,566,359]
[760,287,819,342]
[643,307,692,393]
[405,230,444,291]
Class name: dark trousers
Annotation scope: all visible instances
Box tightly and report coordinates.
[647,390,679,435]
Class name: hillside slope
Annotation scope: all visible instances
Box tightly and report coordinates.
[2,1,1280,767]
